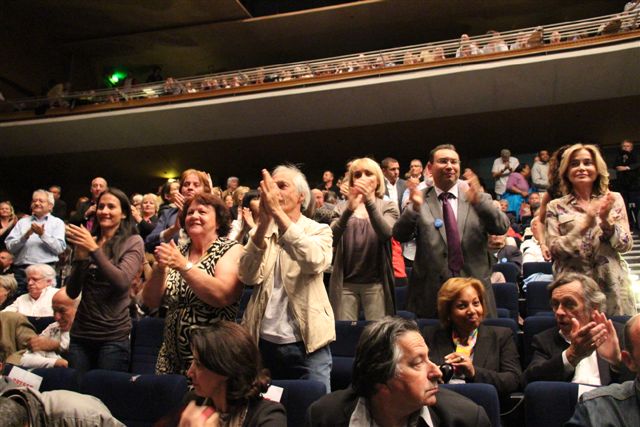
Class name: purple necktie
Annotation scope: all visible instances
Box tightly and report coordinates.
[439,192,464,276]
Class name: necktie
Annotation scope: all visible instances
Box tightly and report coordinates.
[439,192,464,276]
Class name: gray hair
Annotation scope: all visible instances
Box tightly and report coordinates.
[0,275,17,297]
[32,189,54,206]
[272,165,311,210]
[548,272,606,314]
[25,264,57,287]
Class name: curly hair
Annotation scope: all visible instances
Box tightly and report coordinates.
[182,193,232,237]
[437,277,487,328]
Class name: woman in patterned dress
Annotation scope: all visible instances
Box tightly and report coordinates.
[142,192,243,376]
[546,143,636,316]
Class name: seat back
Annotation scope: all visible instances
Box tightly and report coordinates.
[442,383,501,427]
[492,282,520,321]
[395,285,408,311]
[330,320,368,391]
[492,262,520,284]
[130,316,165,374]
[482,318,520,346]
[522,262,553,279]
[31,367,81,392]
[81,370,188,427]
[523,316,557,367]
[524,381,579,427]
[525,281,552,317]
[395,310,417,320]
[271,379,326,427]
[26,316,55,334]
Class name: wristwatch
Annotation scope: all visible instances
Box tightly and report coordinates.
[181,261,194,273]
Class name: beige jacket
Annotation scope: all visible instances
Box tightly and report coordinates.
[239,215,335,353]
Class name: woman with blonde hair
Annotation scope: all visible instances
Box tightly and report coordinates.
[329,157,399,320]
[0,201,17,251]
[546,143,636,315]
[132,193,160,242]
[423,277,521,399]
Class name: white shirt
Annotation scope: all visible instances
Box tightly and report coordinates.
[491,157,519,195]
[560,331,602,386]
[350,397,434,427]
[434,183,460,220]
[385,178,399,208]
[2,286,58,316]
[19,321,69,369]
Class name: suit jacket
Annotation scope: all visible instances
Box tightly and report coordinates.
[423,324,522,396]
[385,178,407,209]
[393,185,510,318]
[491,245,523,272]
[305,387,490,427]
[145,207,179,252]
[0,312,37,364]
[524,324,634,385]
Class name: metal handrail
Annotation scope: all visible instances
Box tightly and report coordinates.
[5,10,639,113]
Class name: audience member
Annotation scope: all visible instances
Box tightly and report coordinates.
[65,188,144,373]
[491,149,519,199]
[527,26,545,48]
[309,189,334,225]
[549,31,562,44]
[48,185,67,221]
[487,232,523,271]
[5,190,66,296]
[524,273,633,385]
[381,157,406,209]
[0,312,36,364]
[143,192,242,377]
[546,143,636,316]
[521,217,546,263]
[455,34,480,57]
[0,201,17,251]
[69,176,108,228]
[239,166,334,393]
[613,139,639,229]
[531,149,550,191]
[2,264,57,316]
[406,159,424,181]
[158,180,180,215]
[132,193,159,242]
[306,316,491,426]
[481,30,509,54]
[566,313,640,426]
[424,277,522,399]
[175,321,286,426]
[393,144,509,318]
[502,163,531,220]
[317,170,340,196]
[146,169,212,252]
[329,158,398,321]
[229,189,260,244]
[0,250,14,276]
[221,176,240,201]
[0,275,17,310]
[16,288,77,369]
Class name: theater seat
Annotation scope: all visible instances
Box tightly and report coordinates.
[525,281,552,317]
[26,316,55,334]
[483,317,520,346]
[272,379,325,427]
[524,381,579,427]
[32,367,81,392]
[330,321,368,391]
[492,282,520,321]
[523,315,557,367]
[442,383,501,427]
[81,370,188,427]
[522,262,553,279]
[492,262,520,284]
[130,316,165,374]
[395,285,408,311]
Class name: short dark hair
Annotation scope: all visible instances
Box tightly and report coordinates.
[93,187,139,260]
[429,144,457,163]
[0,398,28,427]
[182,193,232,237]
[514,163,529,174]
[352,317,419,399]
[190,321,270,410]
[624,314,640,353]
[380,157,398,170]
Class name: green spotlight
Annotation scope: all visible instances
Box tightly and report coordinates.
[107,70,128,86]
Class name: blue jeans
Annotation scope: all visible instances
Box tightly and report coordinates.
[259,339,332,393]
[68,337,130,373]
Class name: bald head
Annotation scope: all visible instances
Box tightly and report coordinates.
[52,288,78,332]
[311,189,324,208]
[90,177,108,199]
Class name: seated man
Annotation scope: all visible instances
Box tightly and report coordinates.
[566,313,640,426]
[2,264,58,317]
[306,317,490,427]
[487,232,523,272]
[0,250,14,276]
[0,343,124,426]
[16,288,77,369]
[525,273,633,385]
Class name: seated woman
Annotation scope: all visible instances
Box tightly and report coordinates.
[502,163,531,221]
[178,320,286,426]
[423,277,522,399]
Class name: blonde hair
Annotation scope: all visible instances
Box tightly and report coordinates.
[559,144,609,196]
[437,277,487,328]
[142,193,160,213]
[348,158,386,199]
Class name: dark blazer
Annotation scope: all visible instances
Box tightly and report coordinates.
[52,199,67,220]
[393,184,510,318]
[524,324,634,385]
[305,387,490,427]
[145,207,179,252]
[423,324,522,396]
[384,178,407,209]
[491,245,523,272]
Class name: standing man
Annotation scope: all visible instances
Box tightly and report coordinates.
[407,159,424,181]
[531,149,550,191]
[69,177,108,228]
[317,170,340,196]
[614,139,639,229]
[48,185,67,221]
[239,166,334,392]
[381,157,407,209]
[491,149,519,199]
[5,190,66,297]
[393,145,509,318]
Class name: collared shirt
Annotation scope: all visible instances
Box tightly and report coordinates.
[434,183,460,220]
[350,397,434,427]
[2,286,58,317]
[19,321,69,369]
[385,178,399,208]
[5,214,66,265]
[491,156,519,195]
[559,331,602,386]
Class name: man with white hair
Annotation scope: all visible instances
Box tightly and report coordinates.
[5,192,65,298]
[491,149,519,198]
[239,165,335,392]
[2,264,58,317]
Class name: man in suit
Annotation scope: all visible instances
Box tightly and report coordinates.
[382,157,406,209]
[393,144,509,318]
[306,317,490,427]
[525,273,633,385]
